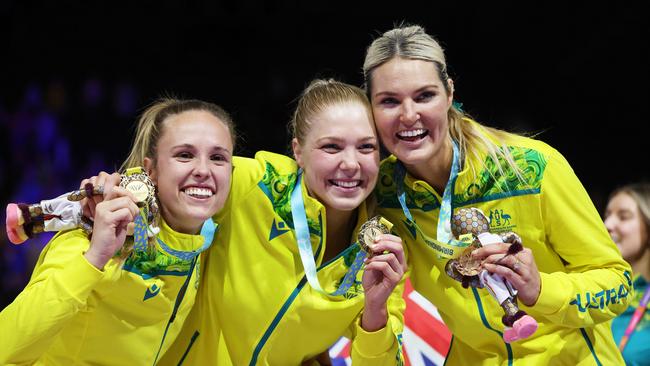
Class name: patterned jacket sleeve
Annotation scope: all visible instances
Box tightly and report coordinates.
[526,148,632,326]
[0,230,111,364]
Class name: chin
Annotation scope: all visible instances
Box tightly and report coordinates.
[183,207,215,223]
[396,149,432,166]
[326,196,367,212]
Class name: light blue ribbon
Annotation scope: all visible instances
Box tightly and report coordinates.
[394,139,467,252]
[436,140,461,244]
[290,170,366,295]
[156,219,217,261]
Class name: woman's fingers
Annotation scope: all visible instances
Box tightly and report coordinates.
[471,242,509,259]
[95,194,140,222]
[101,172,124,201]
[364,260,402,284]
[366,252,403,278]
[370,234,406,270]
[481,246,541,306]
[110,186,139,205]
[79,171,124,218]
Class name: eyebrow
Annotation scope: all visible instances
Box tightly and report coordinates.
[171,144,232,154]
[373,84,440,98]
[315,136,377,143]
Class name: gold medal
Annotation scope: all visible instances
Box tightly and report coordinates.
[358,216,393,255]
[453,243,483,276]
[120,167,156,208]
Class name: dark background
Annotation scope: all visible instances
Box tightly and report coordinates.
[1,2,648,307]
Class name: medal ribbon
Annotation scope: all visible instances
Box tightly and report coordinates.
[156,219,217,261]
[133,213,149,252]
[394,139,467,259]
[126,167,152,253]
[290,170,367,295]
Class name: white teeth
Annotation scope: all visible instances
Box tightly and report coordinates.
[184,187,213,198]
[397,129,426,138]
[331,180,361,188]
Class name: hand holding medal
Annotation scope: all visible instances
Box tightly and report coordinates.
[359,216,407,332]
[445,207,538,343]
[71,167,157,269]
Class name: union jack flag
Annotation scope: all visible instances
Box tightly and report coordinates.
[330,279,452,365]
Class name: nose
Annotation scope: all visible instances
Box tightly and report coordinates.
[339,149,360,172]
[193,157,210,178]
[400,99,420,126]
[603,215,615,233]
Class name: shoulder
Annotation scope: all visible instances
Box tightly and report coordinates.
[48,229,91,249]
[232,151,297,179]
[500,134,576,181]
[376,155,401,208]
[222,151,299,220]
[253,150,299,176]
[378,155,400,186]
[29,229,91,272]
[462,122,567,196]
[250,151,299,199]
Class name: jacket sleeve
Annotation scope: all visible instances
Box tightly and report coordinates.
[349,271,406,365]
[526,149,632,326]
[0,229,107,364]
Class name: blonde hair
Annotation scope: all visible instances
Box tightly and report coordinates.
[363,24,524,183]
[121,98,236,172]
[290,79,372,145]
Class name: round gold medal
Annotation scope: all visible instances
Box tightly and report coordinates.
[358,216,391,255]
[120,171,156,208]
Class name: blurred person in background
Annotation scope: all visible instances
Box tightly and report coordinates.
[605,183,650,365]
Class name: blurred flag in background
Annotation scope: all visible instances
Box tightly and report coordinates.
[330,279,452,365]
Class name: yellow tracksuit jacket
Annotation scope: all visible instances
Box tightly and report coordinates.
[160,151,405,365]
[375,124,631,365]
[0,218,209,366]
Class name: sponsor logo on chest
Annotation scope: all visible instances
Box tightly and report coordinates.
[488,208,516,233]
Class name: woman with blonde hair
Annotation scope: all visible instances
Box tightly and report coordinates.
[0,98,236,365]
[364,24,632,365]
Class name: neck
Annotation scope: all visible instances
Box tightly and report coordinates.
[324,207,357,262]
[631,249,650,282]
[163,213,202,235]
[404,139,454,195]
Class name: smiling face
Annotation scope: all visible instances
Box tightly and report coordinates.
[292,102,379,214]
[369,57,454,167]
[604,192,649,262]
[145,110,233,234]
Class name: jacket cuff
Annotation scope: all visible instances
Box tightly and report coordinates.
[352,315,395,357]
[522,272,569,315]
